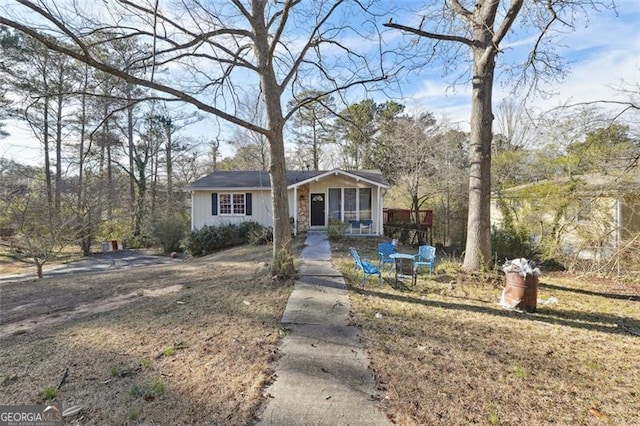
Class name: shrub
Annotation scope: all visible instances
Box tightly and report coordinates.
[238,221,265,240]
[124,234,151,250]
[42,386,57,401]
[327,220,347,241]
[248,226,273,245]
[491,226,540,262]
[152,215,188,253]
[184,221,270,256]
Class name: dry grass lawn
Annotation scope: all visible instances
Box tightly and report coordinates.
[0,245,292,425]
[332,238,640,426]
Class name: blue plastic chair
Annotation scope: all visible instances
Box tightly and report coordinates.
[360,219,373,234]
[350,247,381,286]
[414,245,436,274]
[378,242,395,271]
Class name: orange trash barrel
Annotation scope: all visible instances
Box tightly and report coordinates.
[111,240,118,251]
[503,272,538,313]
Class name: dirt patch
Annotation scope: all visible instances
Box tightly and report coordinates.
[1,285,184,338]
[0,245,293,425]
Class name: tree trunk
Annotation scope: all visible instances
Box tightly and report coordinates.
[133,163,147,238]
[42,58,53,214]
[36,261,43,279]
[78,70,90,256]
[151,147,158,218]
[312,121,319,170]
[127,89,136,215]
[55,84,63,213]
[267,128,294,277]
[251,1,294,278]
[102,112,113,220]
[462,47,495,271]
[166,129,173,211]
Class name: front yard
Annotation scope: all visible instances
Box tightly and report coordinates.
[333,238,640,425]
[0,245,292,425]
[2,237,638,425]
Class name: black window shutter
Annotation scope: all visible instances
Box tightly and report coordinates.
[245,193,252,216]
[211,193,218,216]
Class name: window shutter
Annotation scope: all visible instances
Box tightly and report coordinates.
[245,193,252,216]
[211,193,218,216]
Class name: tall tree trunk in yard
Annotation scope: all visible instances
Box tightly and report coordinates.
[252,1,293,277]
[166,132,173,211]
[151,148,158,218]
[41,55,53,214]
[384,0,528,271]
[127,87,136,216]
[43,96,52,211]
[133,159,147,239]
[55,77,63,213]
[462,45,496,271]
[78,71,91,256]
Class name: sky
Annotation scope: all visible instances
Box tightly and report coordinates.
[1,0,638,166]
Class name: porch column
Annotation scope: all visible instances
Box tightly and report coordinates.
[293,187,298,237]
[377,187,382,235]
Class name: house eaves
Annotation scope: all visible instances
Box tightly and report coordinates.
[186,169,389,191]
[287,169,390,189]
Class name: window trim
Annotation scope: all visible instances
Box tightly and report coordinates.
[327,187,373,222]
[218,192,247,216]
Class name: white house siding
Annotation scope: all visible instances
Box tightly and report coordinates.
[191,190,273,230]
[191,174,386,235]
[621,195,640,239]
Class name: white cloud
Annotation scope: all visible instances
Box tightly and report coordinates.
[399,4,639,129]
[1,123,43,166]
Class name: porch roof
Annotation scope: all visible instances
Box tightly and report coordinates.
[186,169,389,191]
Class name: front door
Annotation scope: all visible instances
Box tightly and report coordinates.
[310,193,325,226]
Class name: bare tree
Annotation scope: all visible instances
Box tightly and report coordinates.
[287,90,336,170]
[230,93,271,171]
[3,179,79,278]
[494,99,536,152]
[379,112,443,243]
[148,103,202,211]
[0,1,391,277]
[384,0,614,271]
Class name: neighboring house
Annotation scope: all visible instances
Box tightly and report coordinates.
[491,174,640,261]
[186,169,389,236]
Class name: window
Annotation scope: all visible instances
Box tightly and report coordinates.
[328,188,342,221]
[344,188,357,221]
[219,193,246,215]
[359,188,372,220]
[327,187,375,223]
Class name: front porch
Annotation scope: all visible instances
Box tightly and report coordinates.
[288,169,389,237]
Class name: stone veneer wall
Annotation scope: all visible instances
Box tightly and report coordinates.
[297,185,310,233]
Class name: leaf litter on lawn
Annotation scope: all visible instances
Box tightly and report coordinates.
[331,238,640,426]
[0,244,293,425]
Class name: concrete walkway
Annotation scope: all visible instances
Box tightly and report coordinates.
[258,234,390,426]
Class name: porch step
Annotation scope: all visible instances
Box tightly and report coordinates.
[306,228,328,236]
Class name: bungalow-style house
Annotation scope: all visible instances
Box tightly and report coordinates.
[490,174,640,262]
[186,169,389,236]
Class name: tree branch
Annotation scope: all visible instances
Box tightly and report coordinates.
[280,0,345,91]
[0,16,269,136]
[492,0,524,47]
[383,21,475,47]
